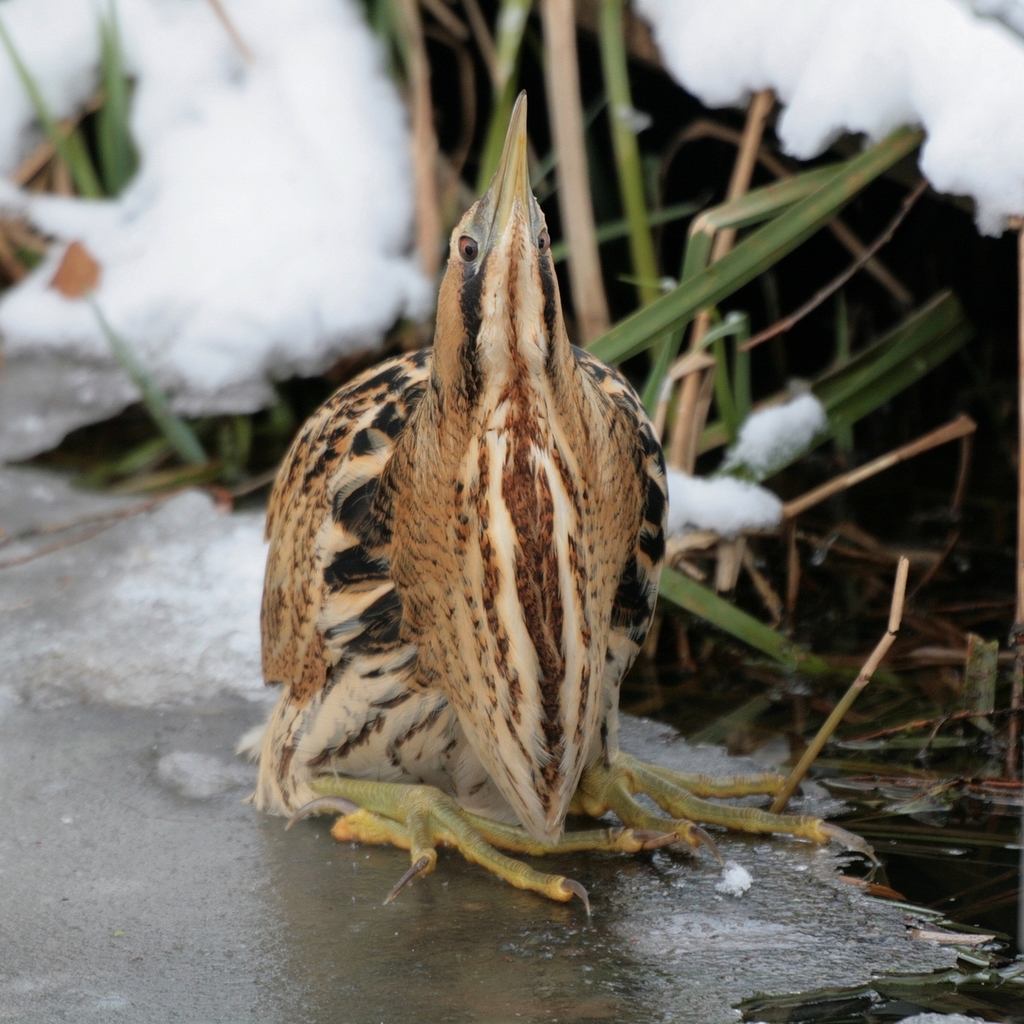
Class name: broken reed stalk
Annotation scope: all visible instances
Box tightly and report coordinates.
[846,705,1023,744]
[742,179,928,352]
[421,0,469,40]
[458,0,498,84]
[906,431,973,603]
[781,413,977,520]
[668,89,774,471]
[394,0,443,278]
[0,223,25,282]
[652,349,715,436]
[0,495,173,570]
[663,118,912,308]
[770,556,910,814]
[540,0,610,342]
[1011,219,1024,780]
[204,0,254,62]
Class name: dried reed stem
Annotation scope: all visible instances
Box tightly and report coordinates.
[1011,220,1024,779]
[770,556,910,814]
[540,0,609,342]
[667,90,773,470]
[396,0,443,278]
[421,0,469,40]
[651,349,715,436]
[742,179,928,353]
[205,0,254,63]
[781,414,976,520]
[662,118,913,307]
[0,222,25,282]
[459,0,498,84]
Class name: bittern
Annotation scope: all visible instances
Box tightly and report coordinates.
[251,94,867,909]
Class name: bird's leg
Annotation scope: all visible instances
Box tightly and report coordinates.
[291,776,676,909]
[574,752,876,861]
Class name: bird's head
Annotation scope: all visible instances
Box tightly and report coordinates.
[432,92,567,403]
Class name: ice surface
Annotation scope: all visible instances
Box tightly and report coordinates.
[0,0,428,461]
[715,860,753,897]
[898,1016,989,1024]
[722,393,828,481]
[156,750,255,799]
[0,704,959,1024]
[0,468,269,709]
[636,0,1024,234]
[0,468,959,1022]
[666,469,782,536]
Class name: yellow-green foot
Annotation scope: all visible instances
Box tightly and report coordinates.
[288,777,678,911]
[574,752,876,862]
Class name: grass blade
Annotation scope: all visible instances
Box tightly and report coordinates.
[548,198,703,264]
[589,126,924,366]
[0,14,103,198]
[659,567,837,676]
[89,298,208,466]
[96,1,138,196]
[598,0,659,307]
[698,291,974,466]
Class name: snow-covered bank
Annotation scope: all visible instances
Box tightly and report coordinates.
[0,0,427,460]
[0,469,269,708]
[636,0,1024,234]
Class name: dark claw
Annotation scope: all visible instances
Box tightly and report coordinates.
[384,854,432,905]
[560,878,591,916]
[633,829,678,851]
[285,796,361,830]
[691,826,724,866]
[820,823,879,864]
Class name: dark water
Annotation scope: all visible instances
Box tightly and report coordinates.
[636,659,1024,1022]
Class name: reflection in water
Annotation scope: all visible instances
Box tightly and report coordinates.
[255,814,647,1023]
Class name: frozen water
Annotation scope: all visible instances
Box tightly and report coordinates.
[0,470,959,1021]
[0,0,428,460]
[156,750,255,800]
[898,1016,989,1024]
[715,861,753,897]
[666,469,782,536]
[636,0,1024,234]
[0,703,959,1024]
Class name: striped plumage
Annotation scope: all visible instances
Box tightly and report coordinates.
[255,340,665,843]
[251,95,871,903]
[254,95,664,847]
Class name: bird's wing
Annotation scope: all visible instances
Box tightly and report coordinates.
[574,348,667,752]
[261,350,432,707]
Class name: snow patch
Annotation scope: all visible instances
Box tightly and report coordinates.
[0,0,428,455]
[715,861,753,897]
[897,1016,989,1024]
[0,486,272,708]
[666,470,782,536]
[636,0,1024,234]
[157,751,254,799]
[721,394,828,480]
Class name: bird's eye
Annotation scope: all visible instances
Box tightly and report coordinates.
[458,236,478,262]
[538,230,550,253]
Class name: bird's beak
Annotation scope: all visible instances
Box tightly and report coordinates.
[486,91,531,249]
